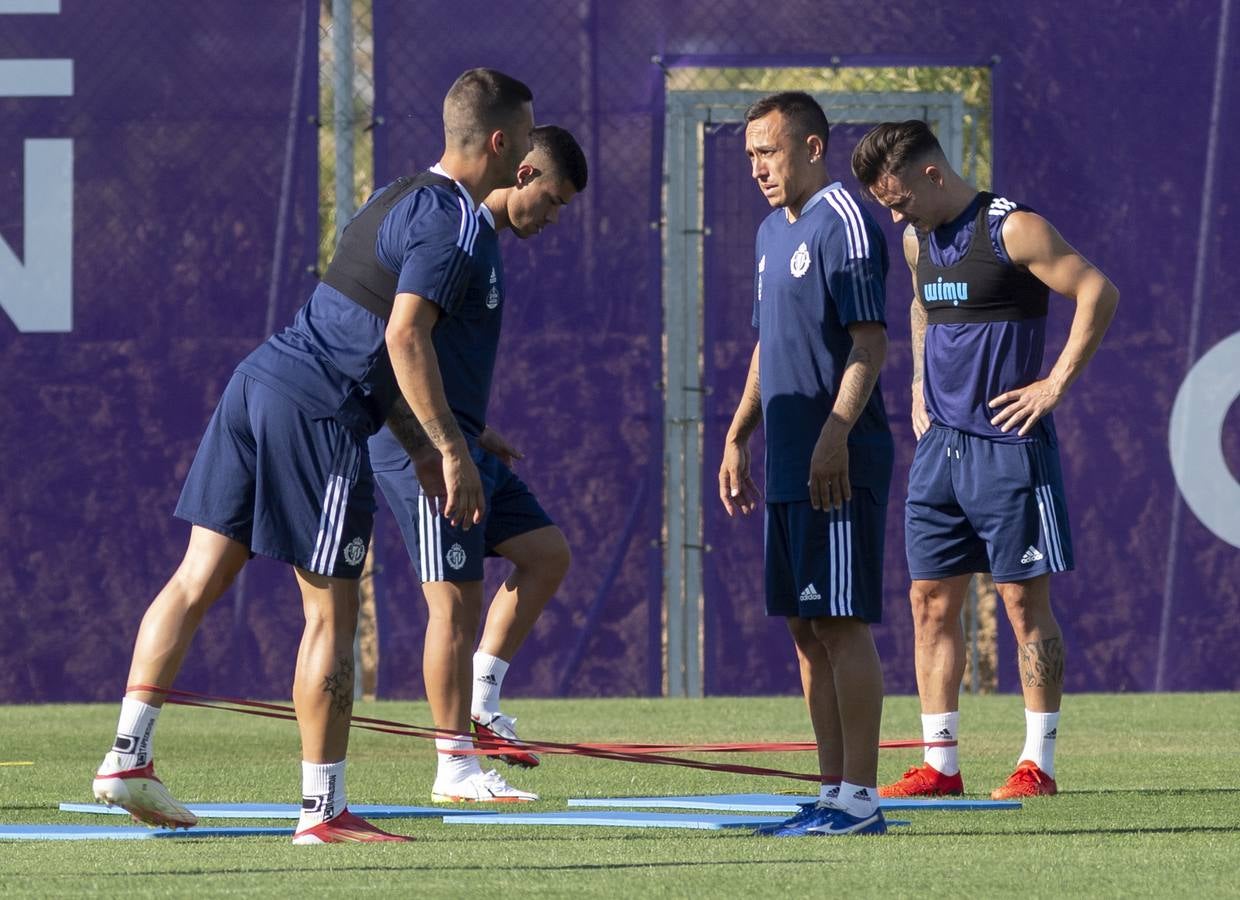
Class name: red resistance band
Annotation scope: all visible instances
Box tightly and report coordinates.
[129,685,955,786]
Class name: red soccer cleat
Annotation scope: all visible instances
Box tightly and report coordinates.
[292,808,413,844]
[472,713,540,769]
[990,760,1057,799]
[93,761,197,829]
[879,763,965,798]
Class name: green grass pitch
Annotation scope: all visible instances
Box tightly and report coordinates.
[1,693,1237,898]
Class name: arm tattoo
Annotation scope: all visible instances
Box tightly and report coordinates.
[422,414,465,452]
[834,344,880,420]
[321,655,355,718]
[729,348,763,440]
[735,374,763,434]
[910,298,927,386]
[386,396,433,457]
[1017,637,1065,688]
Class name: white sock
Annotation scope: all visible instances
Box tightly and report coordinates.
[100,697,160,774]
[817,782,841,807]
[1019,709,1059,777]
[297,760,347,830]
[923,711,960,776]
[839,781,878,818]
[435,736,482,784]
[471,652,509,718]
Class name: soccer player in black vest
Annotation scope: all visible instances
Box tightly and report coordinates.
[852,120,1118,799]
[368,126,587,801]
[92,69,534,842]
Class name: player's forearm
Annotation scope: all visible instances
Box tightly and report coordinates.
[827,328,887,435]
[726,343,762,443]
[386,325,467,457]
[385,395,437,461]
[1045,274,1119,395]
[910,297,927,391]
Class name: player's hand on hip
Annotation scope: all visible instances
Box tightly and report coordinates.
[808,428,850,511]
[719,439,761,516]
[988,377,1064,436]
[441,450,485,530]
[478,425,523,468]
[911,387,932,440]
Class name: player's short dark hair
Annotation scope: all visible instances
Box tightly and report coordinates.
[531,125,588,191]
[744,91,830,148]
[851,120,945,190]
[443,68,534,147]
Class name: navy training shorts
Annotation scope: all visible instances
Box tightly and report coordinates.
[372,443,553,583]
[905,424,1074,583]
[175,372,375,579]
[764,486,888,623]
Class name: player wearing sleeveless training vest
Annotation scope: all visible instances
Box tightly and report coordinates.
[852,121,1119,801]
[366,127,587,800]
[92,69,536,844]
[722,93,893,838]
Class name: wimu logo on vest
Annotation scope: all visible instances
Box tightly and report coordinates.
[923,277,969,306]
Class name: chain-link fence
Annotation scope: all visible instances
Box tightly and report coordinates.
[364,0,1240,699]
[2,0,1236,703]
[0,1,319,701]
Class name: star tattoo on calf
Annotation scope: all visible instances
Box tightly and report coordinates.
[322,656,355,717]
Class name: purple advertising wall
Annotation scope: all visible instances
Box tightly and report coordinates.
[0,1,319,701]
[372,0,1239,696]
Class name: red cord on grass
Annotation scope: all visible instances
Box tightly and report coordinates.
[129,684,954,785]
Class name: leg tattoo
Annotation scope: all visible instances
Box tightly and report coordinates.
[1017,637,1064,688]
[321,656,355,717]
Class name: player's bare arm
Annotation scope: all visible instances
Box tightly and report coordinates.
[386,395,449,502]
[386,394,436,460]
[988,212,1120,435]
[387,291,485,528]
[810,322,887,511]
[720,341,763,516]
[904,225,931,439]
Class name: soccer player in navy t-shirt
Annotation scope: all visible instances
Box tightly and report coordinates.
[367,126,587,801]
[852,120,1119,799]
[720,92,894,837]
[91,69,535,843]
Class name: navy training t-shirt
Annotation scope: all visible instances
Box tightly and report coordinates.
[752,182,893,502]
[235,177,477,437]
[369,203,505,470]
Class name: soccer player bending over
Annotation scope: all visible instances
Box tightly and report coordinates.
[93,68,536,842]
[368,125,587,801]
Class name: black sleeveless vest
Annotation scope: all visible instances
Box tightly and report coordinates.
[322,171,457,321]
[916,192,1049,324]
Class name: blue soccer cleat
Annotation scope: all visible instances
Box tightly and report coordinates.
[752,801,820,835]
[803,805,888,837]
[762,803,888,837]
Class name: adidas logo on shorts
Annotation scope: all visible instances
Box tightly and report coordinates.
[1021,546,1045,565]
[799,584,822,603]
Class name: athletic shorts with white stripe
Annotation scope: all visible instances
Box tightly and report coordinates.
[175,372,375,579]
[372,443,553,584]
[905,424,1074,583]
[764,490,887,622]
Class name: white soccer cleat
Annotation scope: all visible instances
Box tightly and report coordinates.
[472,712,541,768]
[93,760,197,829]
[431,768,539,803]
